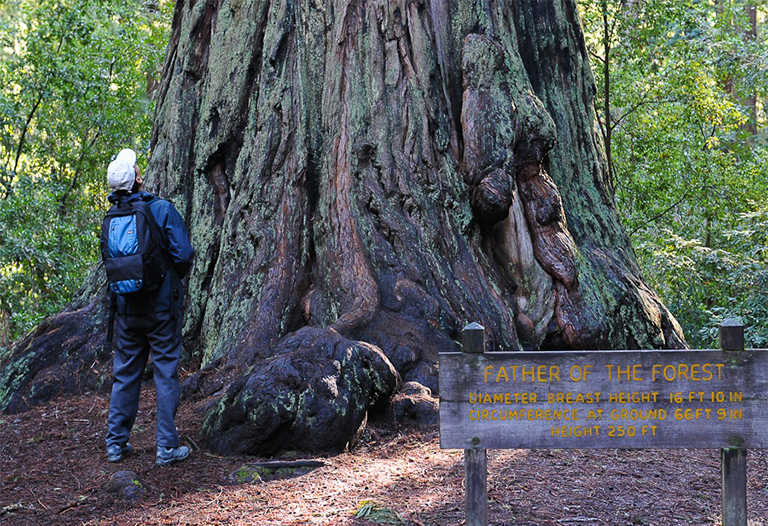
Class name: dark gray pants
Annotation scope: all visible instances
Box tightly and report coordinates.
[106,311,181,448]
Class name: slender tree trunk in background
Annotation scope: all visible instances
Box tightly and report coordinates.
[744,1,757,134]
[602,0,613,191]
[0,310,9,349]
[0,0,686,455]
[721,0,759,134]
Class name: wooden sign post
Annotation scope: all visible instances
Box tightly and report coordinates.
[440,320,762,526]
[462,322,487,526]
[720,319,746,526]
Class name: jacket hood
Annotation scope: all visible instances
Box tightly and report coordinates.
[108,191,155,204]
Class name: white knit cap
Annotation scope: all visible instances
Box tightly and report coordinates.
[107,149,137,191]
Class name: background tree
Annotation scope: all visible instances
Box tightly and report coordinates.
[0,0,172,343]
[579,0,768,346]
[0,0,686,455]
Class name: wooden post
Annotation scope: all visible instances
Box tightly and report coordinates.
[720,318,747,526]
[463,323,487,526]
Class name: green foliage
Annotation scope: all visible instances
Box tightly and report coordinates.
[0,0,173,340]
[578,0,768,347]
[0,176,99,332]
[353,500,404,525]
[636,209,768,347]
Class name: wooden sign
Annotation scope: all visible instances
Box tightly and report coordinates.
[439,349,768,450]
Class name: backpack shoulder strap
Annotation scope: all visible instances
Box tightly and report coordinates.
[132,196,171,267]
[135,197,163,235]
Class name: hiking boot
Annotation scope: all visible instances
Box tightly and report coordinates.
[106,443,133,463]
[155,445,190,466]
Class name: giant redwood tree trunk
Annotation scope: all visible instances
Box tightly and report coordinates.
[0,0,686,455]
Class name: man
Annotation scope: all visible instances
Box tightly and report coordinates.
[104,148,195,466]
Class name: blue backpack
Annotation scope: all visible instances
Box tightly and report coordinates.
[101,195,168,296]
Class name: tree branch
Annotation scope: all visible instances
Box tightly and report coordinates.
[629,193,690,236]
[609,95,680,133]
[13,92,45,175]
[588,48,606,66]
[57,129,101,211]
[608,0,629,40]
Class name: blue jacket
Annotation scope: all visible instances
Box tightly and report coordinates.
[108,191,195,315]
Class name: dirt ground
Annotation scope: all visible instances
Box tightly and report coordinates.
[2,388,768,526]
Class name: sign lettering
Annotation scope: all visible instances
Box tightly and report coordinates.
[438,350,768,449]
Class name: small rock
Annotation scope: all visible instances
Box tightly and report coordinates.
[390,381,439,426]
[226,465,264,485]
[105,471,147,501]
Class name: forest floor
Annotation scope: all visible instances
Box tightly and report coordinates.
[2,388,768,526]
